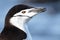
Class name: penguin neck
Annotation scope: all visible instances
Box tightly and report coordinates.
[10,17,29,32]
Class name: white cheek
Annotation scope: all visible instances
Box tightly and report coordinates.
[9,17,30,32]
[10,17,20,27]
[26,12,37,17]
[14,12,24,16]
[9,17,25,31]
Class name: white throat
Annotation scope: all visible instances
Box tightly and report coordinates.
[10,16,32,40]
[10,16,29,32]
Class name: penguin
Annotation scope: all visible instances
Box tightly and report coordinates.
[0,4,46,40]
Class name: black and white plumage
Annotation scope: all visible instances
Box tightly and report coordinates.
[0,4,46,40]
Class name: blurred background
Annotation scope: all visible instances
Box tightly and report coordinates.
[0,0,60,40]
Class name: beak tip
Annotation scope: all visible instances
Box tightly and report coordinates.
[41,8,47,12]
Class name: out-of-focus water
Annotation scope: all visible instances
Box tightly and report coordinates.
[0,0,60,40]
[0,0,25,32]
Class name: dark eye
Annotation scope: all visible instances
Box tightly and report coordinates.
[22,11,26,14]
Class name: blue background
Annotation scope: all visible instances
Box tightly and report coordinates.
[0,0,60,40]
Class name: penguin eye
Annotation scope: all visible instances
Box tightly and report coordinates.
[22,11,26,14]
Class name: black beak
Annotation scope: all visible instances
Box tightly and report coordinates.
[31,7,46,13]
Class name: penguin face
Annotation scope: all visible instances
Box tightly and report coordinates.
[13,7,46,18]
[9,7,46,31]
[6,4,46,27]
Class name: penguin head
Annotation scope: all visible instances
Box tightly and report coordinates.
[9,4,46,31]
[5,4,46,27]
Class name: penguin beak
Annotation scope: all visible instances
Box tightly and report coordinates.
[27,8,46,18]
[31,8,46,13]
[38,8,46,12]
